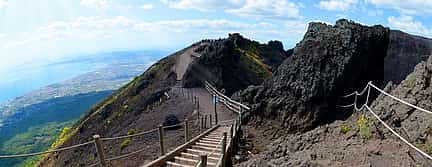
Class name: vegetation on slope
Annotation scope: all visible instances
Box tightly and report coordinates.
[0,120,75,167]
[0,91,112,166]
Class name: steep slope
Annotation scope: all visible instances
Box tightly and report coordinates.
[38,34,287,166]
[239,19,390,132]
[238,55,432,167]
[183,33,290,95]
[384,30,432,84]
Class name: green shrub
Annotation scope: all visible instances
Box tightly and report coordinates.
[127,129,137,135]
[357,115,372,139]
[120,139,131,150]
[340,125,351,134]
[426,143,432,154]
[406,74,416,88]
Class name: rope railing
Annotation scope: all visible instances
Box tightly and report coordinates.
[204,81,250,112]
[368,82,432,115]
[341,81,432,161]
[0,140,95,158]
[1,84,244,166]
[101,128,158,141]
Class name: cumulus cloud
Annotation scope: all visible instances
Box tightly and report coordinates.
[161,0,300,19]
[80,0,108,9]
[367,0,432,15]
[0,0,6,8]
[388,15,432,37]
[226,0,300,19]
[317,0,358,11]
[140,4,154,10]
[1,16,306,50]
[160,0,242,11]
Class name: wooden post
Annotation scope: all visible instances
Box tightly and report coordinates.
[184,119,189,143]
[199,153,207,167]
[221,132,227,167]
[230,124,234,138]
[204,115,208,129]
[93,135,106,167]
[197,98,200,118]
[209,115,212,127]
[158,125,165,155]
[201,116,204,131]
[214,95,218,125]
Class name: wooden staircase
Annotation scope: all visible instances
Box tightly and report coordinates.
[165,126,231,167]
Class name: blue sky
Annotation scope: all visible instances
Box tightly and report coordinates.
[0,0,431,74]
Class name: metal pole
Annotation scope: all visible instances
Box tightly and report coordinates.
[199,153,207,167]
[93,135,107,167]
[233,120,237,137]
[184,119,189,143]
[221,132,227,167]
[158,125,165,155]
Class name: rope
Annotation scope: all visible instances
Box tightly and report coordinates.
[340,81,432,161]
[0,140,94,158]
[101,128,158,141]
[163,123,183,129]
[368,82,432,115]
[342,82,371,98]
[364,105,432,160]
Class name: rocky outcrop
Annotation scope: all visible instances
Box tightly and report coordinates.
[239,19,390,132]
[371,55,432,154]
[384,30,432,84]
[238,54,432,167]
[183,33,290,95]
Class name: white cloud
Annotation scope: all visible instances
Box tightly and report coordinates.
[160,0,242,11]
[368,0,432,15]
[317,0,358,11]
[226,0,300,19]
[140,4,154,10]
[0,0,6,8]
[2,16,306,49]
[80,0,108,9]
[161,0,300,19]
[388,15,432,37]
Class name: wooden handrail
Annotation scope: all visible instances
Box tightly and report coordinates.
[144,125,220,167]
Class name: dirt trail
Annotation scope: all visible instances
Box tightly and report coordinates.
[189,87,237,122]
[174,42,208,80]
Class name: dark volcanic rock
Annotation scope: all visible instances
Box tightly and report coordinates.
[183,33,290,95]
[239,55,432,167]
[241,19,390,132]
[163,114,181,130]
[384,30,432,84]
[371,55,432,151]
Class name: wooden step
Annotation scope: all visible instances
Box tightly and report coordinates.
[186,148,222,156]
[201,138,222,142]
[174,156,217,166]
[180,152,219,160]
[166,161,194,167]
[195,142,221,148]
[198,140,220,145]
[191,145,221,151]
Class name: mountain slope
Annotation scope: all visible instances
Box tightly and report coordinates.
[38,34,288,166]
[183,33,290,95]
